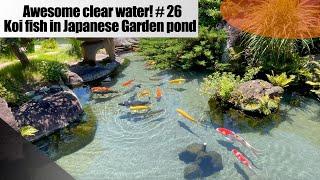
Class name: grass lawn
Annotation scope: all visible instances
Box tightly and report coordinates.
[0,46,78,105]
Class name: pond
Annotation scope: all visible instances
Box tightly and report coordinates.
[52,54,320,179]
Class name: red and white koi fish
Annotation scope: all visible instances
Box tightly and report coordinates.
[232,149,255,173]
[233,134,263,156]
[122,79,134,87]
[216,128,236,142]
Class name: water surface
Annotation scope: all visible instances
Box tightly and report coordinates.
[55,54,320,179]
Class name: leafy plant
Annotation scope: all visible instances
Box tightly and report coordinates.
[306,61,320,96]
[0,83,16,103]
[38,61,66,82]
[68,39,82,58]
[200,67,260,101]
[139,0,227,70]
[242,34,310,74]
[40,38,58,50]
[266,72,296,87]
[20,125,38,137]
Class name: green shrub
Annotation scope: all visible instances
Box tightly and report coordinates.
[200,67,260,102]
[139,27,227,70]
[266,72,296,87]
[306,61,320,96]
[242,34,310,74]
[38,61,66,82]
[68,39,82,58]
[40,38,58,50]
[0,83,16,103]
[139,0,226,70]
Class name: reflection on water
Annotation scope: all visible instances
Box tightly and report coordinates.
[51,54,320,180]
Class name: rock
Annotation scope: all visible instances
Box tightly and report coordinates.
[230,80,284,114]
[179,143,205,163]
[64,70,84,87]
[180,143,223,179]
[196,151,223,176]
[13,86,83,142]
[184,164,201,180]
[69,60,121,83]
[0,97,19,131]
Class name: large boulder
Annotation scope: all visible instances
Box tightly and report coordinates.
[0,97,19,131]
[230,80,284,115]
[179,143,223,179]
[14,86,84,142]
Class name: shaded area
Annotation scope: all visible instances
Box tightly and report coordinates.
[178,121,199,137]
[34,106,97,161]
[0,119,74,180]
[234,163,249,180]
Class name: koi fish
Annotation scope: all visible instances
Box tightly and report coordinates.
[121,84,142,95]
[233,134,263,156]
[216,128,262,156]
[138,89,151,98]
[156,86,162,101]
[232,149,256,173]
[169,78,186,85]
[130,105,151,111]
[216,127,236,142]
[176,109,197,123]
[122,79,135,87]
[118,99,150,107]
[91,87,116,93]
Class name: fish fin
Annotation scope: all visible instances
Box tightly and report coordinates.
[225,137,234,143]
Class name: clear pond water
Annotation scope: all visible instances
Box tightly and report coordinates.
[54,54,320,179]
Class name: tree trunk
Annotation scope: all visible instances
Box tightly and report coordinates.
[9,43,29,65]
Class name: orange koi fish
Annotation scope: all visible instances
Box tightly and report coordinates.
[91,87,113,93]
[156,86,162,101]
[122,79,134,87]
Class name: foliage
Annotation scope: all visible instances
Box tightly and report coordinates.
[68,39,82,58]
[0,51,73,104]
[40,38,58,50]
[242,34,310,74]
[199,0,222,28]
[200,67,260,101]
[306,61,320,95]
[139,0,226,70]
[139,27,227,70]
[266,72,296,87]
[20,125,38,137]
[38,60,66,82]
[243,95,279,115]
[0,83,16,103]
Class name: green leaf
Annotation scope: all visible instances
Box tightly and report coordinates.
[20,125,38,137]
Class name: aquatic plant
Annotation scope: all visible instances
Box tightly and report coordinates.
[266,72,296,87]
[20,125,38,137]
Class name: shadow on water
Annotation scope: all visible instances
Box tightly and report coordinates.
[34,106,97,161]
[178,121,199,137]
[234,163,249,180]
[208,98,286,134]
